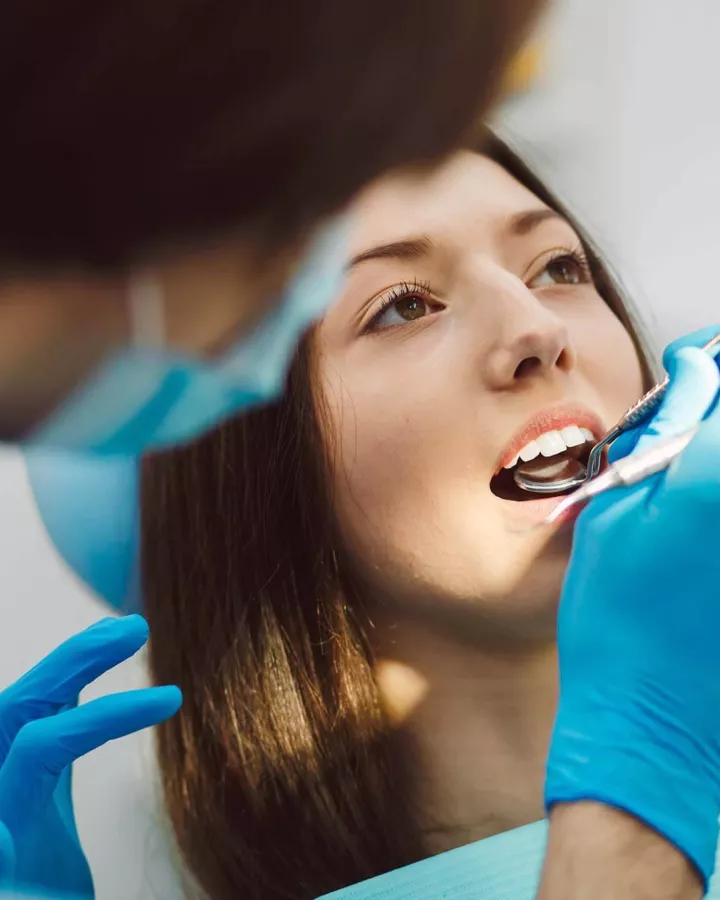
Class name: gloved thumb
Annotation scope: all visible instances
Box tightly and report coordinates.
[0,822,15,883]
[609,343,720,463]
[663,324,720,362]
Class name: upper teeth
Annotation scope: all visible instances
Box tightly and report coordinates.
[504,425,595,470]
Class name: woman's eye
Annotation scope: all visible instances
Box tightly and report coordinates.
[530,254,589,288]
[371,294,435,331]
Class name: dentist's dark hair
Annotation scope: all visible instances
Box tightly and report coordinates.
[0,0,542,270]
[141,136,653,900]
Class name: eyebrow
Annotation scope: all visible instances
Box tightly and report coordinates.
[347,209,567,271]
[347,235,434,271]
[507,208,565,236]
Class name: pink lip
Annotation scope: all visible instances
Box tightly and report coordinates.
[501,492,588,530]
[495,404,606,473]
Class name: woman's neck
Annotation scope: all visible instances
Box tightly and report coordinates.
[374,614,558,855]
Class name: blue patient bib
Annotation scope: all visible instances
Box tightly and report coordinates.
[319,822,547,900]
[320,820,720,900]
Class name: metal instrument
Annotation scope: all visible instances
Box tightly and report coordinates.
[514,332,720,495]
[541,426,699,526]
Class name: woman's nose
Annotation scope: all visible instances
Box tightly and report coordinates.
[480,275,577,391]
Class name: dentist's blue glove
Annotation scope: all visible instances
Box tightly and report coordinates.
[546,329,720,887]
[0,824,13,883]
[608,324,720,463]
[0,616,181,898]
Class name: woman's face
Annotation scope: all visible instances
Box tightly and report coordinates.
[316,152,644,638]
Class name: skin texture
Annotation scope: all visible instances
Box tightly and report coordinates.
[313,151,646,849]
[539,804,701,900]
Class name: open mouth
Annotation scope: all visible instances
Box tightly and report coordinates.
[490,425,596,502]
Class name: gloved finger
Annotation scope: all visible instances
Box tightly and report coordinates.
[0,686,181,835]
[610,346,720,466]
[0,822,14,882]
[0,616,150,742]
[643,346,720,443]
[663,324,720,361]
[607,330,720,465]
[659,384,720,511]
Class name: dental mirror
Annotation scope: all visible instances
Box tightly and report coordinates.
[513,457,588,494]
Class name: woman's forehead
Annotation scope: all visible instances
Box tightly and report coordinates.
[349,151,546,254]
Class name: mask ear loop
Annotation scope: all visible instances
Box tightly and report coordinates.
[127,271,166,349]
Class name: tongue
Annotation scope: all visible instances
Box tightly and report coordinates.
[514,454,585,486]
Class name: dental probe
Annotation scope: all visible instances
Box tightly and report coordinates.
[540,426,699,527]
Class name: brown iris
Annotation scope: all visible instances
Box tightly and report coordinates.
[545,256,585,285]
[395,295,428,321]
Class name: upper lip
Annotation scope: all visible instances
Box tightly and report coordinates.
[494,404,606,474]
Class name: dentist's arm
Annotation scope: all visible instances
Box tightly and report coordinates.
[540,804,701,900]
[540,329,720,900]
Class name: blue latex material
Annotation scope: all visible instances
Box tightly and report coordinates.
[28,218,348,455]
[0,616,181,898]
[546,326,720,885]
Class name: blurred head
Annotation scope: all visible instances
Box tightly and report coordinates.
[142,137,651,899]
[0,0,542,442]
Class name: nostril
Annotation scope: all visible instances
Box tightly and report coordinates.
[513,347,572,380]
[514,356,542,380]
[556,348,573,372]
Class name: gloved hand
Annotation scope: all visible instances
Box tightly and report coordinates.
[546,327,720,887]
[608,324,720,463]
[0,616,181,898]
[0,823,13,883]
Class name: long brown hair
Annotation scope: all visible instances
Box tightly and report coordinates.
[0,1,543,270]
[141,138,653,900]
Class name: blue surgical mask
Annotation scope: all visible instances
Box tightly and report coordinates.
[24,216,349,612]
[28,216,349,454]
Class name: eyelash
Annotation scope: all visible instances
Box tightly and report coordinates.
[530,246,592,285]
[362,246,592,334]
[364,278,436,333]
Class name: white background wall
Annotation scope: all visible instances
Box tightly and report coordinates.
[0,2,719,898]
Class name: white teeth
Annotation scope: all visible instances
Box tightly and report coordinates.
[503,425,596,470]
[518,440,541,463]
[561,425,586,448]
[537,431,567,457]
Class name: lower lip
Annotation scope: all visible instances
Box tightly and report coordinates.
[503,494,585,530]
